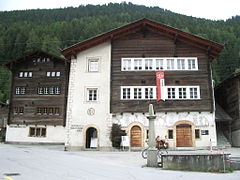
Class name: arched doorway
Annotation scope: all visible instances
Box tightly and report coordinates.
[176,124,193,147]
[86,127,98,149]
[130,125,142,147]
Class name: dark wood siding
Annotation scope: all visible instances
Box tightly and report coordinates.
[111,30,213,113]
[9,55,69,125]
[215,77,240,130]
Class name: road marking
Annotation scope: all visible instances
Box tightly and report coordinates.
[4,176,15,180]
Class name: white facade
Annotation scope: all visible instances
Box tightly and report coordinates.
[65,41,112,150]
[6,125,65,144]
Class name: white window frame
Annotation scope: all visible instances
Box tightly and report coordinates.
[121,86,156,100]
[16,87,26,94]
[121,86,200,100]
[122,58,132,71]
[51,72,56,77]
[88,58,100,72]
[156,59,164,70]
[86,88,98,101]
[165,86,200,100]
[16,87,21,94]
[145,59,153,70]
[38,87,43,95]
[177,59,185,70]
[134,59,142,70]
[121,57,198,71]
[19,72,23,77]
[188,59,198,70]
[19,71,32,78]
[55,87,61,95]
[56,72,61,77]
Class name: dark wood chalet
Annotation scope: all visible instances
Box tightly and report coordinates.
[5,50,70,126]
[215,72,240,147]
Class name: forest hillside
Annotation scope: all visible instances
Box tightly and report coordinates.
[0,2,239,102]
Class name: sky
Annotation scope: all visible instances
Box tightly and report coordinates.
[0,0,239,20]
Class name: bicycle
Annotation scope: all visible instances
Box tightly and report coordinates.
[141,146,168,159]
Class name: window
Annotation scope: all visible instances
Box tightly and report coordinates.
[88,58,99,72]
[166,86,200,99]
[178,88,187,99]
[134,88,142,99]
[134,59,142,70]
[56,72,60,77]
[55,87,61,94]
[168,129,173,139]
[87,88,98,101]
[19,71,32,78]
[167,88,176,99]
[14,107,24,115]
[38,87,43,95]
[47,71,61,77]
[121,57,198,71]
[156,59,164,70]
[195,129,200,139]
[145,59,153,70]
[188,59,197,70]
[145,87,154,99]
[55,108,60,115]
[16,87,26,95]
[122,59,132,71]
[19,72,23,77]
[51,72,56,77]
[121,86,199,100]
[177,59,185,70]
[37,87,61,95]
[43,87,49,95]
[190,87,198,99]
[36,107,60,116]
[29,127,46,137]
[122,88,131,100]
[167,59,174,70]
[121,86,156,100]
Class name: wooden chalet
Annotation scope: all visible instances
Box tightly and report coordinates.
[5,50,69,143]
[215,72,240,147]
[61,18,224,150]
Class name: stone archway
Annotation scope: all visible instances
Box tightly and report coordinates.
[85,127,98,149]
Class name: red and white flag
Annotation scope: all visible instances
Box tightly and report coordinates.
[156,71,165,101]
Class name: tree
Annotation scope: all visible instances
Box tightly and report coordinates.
[110,124,126,148]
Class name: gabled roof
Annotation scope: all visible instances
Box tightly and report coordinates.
[4,50,69,68]
[61,18,224,60]
[215,72,240,90]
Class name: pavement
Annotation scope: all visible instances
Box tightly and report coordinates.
[0,144,240,180]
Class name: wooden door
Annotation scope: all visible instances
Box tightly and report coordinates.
[131,126,142,147]
[176,124,192,147]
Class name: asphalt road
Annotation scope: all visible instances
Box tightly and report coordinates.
[0,144,240,180]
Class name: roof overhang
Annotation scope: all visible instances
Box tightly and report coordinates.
[61,18,224,60]
[4,50,69,69]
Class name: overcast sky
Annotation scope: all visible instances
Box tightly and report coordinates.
[0,0,239,20]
